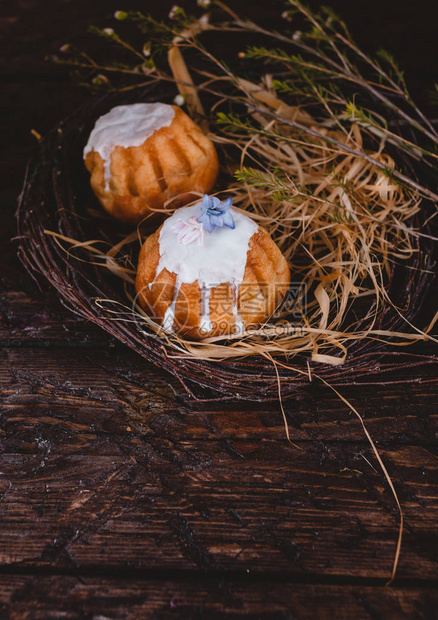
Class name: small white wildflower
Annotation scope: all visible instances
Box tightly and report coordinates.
[169,5,179,19]
[140,60,155,74]
[197,0,211,8]
[114,10,128,20]
[142,42,151,57]
[281,11,292,22]
[173,94,185,106]
[92,74,110,86]
[292,30,302,41]
[103,28,115,36]
[59,44,70,53]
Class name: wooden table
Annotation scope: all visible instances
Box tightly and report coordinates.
[1,1,437,617]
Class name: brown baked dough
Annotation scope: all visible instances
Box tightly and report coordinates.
[135,225,291,340]
[84,106,219,224]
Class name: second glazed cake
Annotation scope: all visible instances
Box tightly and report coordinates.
[84,103,219,224]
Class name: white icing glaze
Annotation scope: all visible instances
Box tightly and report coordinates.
[156,201,258,333]
[162,276,180,333]
[200,283,212,333]
[157,202,257,285]
[83,103,175,190]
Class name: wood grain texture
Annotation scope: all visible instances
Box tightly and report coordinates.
[0,445,437,579]
[1,0,438,616]
[1,347,437,439]
[1,348,437,583]
[1,576,438,619]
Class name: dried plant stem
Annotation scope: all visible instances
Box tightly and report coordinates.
[167,45,208,131]
[225,1,438,146]
[317,375,403,586]
[238,102,438,203]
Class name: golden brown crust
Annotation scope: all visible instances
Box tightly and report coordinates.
[84,106,219,224]
[135,224,291,340]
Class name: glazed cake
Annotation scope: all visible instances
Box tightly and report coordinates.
[135,195,291,340]
[84,103,219,224]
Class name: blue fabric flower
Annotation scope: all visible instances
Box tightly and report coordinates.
[197,194,235,233]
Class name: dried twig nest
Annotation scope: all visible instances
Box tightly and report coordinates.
[17,84,436,401]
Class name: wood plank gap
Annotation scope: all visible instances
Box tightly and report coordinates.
[0,565,436,589]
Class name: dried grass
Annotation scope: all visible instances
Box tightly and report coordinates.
[16,7,438,586]
[47,93,434,369]
[17,18,437,401]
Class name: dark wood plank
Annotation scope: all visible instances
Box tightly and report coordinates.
[0,442,437,580]
[1,347,437,441]
[1,349,438,581]
[1,576,437,619]
[0,288,111,346]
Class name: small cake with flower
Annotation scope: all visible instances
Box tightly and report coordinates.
[135,194,290,340]
[83,103,219,224]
